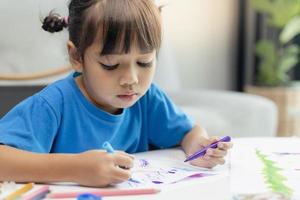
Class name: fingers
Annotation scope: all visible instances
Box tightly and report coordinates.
[209,136,219,143]
[113,152,134,169]
[201,136,218,147]
[218,142,233,150]
[190,156,225,168]
[108,152,134,184]
[206,148,227,158]
[203,136,226,148]
[111,167,132,184]
[201,141,233,166]
[116,151,135,159]
[204,137,233,158]
[201,143,230,166]
[189,136,233,168]
[203,154,225,165]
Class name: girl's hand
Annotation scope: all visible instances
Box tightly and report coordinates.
[181,125,233,168]
[72,150,134,187]
[187,136,233,168]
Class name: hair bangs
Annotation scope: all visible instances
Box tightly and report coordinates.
[100,0,162,55]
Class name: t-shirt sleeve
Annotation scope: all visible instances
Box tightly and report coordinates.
[0,94,60,153]
[146,84,194,149]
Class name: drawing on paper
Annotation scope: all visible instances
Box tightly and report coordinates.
[116,158,215,188]
[256,149,293,197]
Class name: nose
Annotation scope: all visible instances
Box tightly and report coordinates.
[119,65,139,87]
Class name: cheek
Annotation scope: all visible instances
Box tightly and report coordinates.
[84,64,113,85]
[83,71,110,95]
[139,68,155,84]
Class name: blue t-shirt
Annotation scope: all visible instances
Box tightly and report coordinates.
[0,74,194,153]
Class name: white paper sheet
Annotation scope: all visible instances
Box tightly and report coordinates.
[116,157,218,188]
[230,137,300,199]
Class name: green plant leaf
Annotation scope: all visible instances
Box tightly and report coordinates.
[255,40,278,86]
[277,56,299,73]
[250,0,300,86]
[256,149,294,197]
[267,173,287,182]
[270,184,293,196]
[255,40,277,63]
[280,16,300,43]
[276,45,300,83]
[251,0,300,28]
[251,0,273,13]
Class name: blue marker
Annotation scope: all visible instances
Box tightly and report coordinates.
[102,141,140,183]
[102,141,115,153]
[184,136,231,162]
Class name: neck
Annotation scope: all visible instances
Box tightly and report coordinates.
[74,76,122,114]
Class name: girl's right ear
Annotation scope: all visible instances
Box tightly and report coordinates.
[67,41,83,73]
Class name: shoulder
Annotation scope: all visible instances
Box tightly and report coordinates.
[144,83,166,100]
[135,83,174,112]
[38,74,74,101]
[35,74,74,114]
[141,83,171,105]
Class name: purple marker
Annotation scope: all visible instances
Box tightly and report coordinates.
[184,136,231,162]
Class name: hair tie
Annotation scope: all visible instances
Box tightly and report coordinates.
[63,16,69,25]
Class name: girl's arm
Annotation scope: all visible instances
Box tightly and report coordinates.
[0,145,133,187]
[181,124,233,168]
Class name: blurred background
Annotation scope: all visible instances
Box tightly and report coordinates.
[0,0,238,89]
[1,0,300,137]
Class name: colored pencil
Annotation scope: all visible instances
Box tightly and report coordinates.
[22,185,50,200]
[5,183,34,200]
[46,188,160,198]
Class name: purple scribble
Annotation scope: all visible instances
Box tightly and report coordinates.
[170,173,214,184]
[188,173,210,178]
[168,169,177,174]
[152,180,163,184]
[129,178,140,183]
[139,159,149,167]
[273,152,300,155]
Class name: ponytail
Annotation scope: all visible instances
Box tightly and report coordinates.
[42,11,68,33]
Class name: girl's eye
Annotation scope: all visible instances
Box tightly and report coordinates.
[99,63,119,70]
[137,61,153,68]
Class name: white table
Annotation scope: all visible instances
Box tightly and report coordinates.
[2,137,300,200]
[230,137,300,199]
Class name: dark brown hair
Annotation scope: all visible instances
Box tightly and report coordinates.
[42,0,162,60]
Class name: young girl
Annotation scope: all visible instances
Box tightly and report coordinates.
[0,0,232,187]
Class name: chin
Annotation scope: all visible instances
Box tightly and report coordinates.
[121,102,136,108]
[116,100,138,109]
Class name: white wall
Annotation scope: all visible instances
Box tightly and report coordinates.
[0,0,68,75]
[0,0,238,90]
[155,0,239,91]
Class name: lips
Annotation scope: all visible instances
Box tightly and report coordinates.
[119,90,138,96]
[117,92,138,101]
[120,92,137,96]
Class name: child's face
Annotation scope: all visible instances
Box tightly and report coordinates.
[75,42,156,114]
